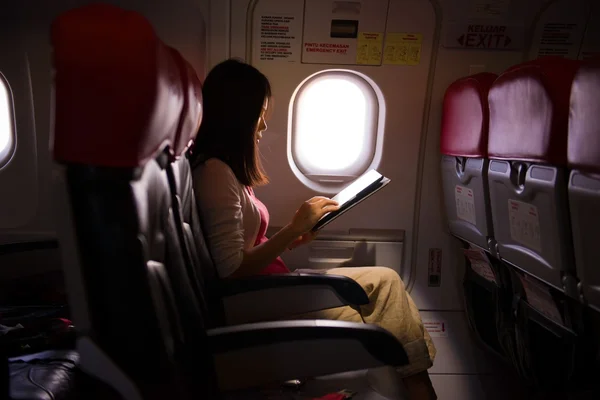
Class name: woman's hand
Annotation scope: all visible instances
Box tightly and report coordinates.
[289,196,339,236]
[232,197,338,278]
[288,230,318,250]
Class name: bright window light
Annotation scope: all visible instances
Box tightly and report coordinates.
[0,73,14,167]
[296,78,366,172]
[288,70,384,192]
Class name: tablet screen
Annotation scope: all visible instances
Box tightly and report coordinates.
[331,169,383,206]
[312,173,390,232]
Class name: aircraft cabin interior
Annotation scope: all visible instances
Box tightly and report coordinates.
[1,0,599,399]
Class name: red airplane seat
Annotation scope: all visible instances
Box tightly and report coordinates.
[440,72,498,253]
[51,4,216,399]
[567,60,600,313]
[486,56,581,297]
[164,47,222,322]
[170,48,203,159]
[441,73,520,370]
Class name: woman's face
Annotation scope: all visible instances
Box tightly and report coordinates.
[255,97,269,144]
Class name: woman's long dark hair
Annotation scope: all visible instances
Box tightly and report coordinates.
[189,58,271,187]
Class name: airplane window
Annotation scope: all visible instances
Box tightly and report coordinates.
[0,72,15,168]
[289,70,384,190]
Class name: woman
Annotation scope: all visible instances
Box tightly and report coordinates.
[190,59,437,400]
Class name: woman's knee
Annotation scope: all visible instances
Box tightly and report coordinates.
[369,266,404,290]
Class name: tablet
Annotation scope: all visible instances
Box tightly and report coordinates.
[312,169,391,232]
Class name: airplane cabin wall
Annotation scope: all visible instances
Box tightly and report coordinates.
[223,0,597,384]
[230,0,437,281]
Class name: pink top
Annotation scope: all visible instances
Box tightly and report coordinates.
[246,187,290,275]
[192,158,290,277]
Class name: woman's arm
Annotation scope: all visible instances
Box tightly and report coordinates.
[230,223,301,278]
[232,197,339,278]
[193,159,338,279]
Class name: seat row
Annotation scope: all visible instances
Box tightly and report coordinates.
[50,4,410,399]
[440,56,600,312]
[440,57,600,391]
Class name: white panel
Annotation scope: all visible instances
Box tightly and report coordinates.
[281,239,403,275]
[441,0,526,52]
[301,0,390,65]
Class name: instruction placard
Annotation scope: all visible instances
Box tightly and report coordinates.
[536,22,581,58]
[259,15,298,62]
[463,248,497,284]
[519,274,564,326]
[455,185,476,225]
[508,200,542,252]
[356,32,383,65]
[423,319,448,337]
[303,42,350,55]
[383,33,423,65]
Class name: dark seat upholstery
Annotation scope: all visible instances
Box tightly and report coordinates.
[51,4,410,399]
[51,4,215,399]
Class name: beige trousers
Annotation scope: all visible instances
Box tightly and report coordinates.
[295,267,436,378]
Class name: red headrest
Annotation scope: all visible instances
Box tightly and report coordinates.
[51,4,184,167]
[488,57,580,165]
[568,61,600,174]
[440,73,497,157]
[170,48,203,157]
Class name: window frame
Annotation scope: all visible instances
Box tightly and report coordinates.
[0,71,15,169]
[287,69,385,193]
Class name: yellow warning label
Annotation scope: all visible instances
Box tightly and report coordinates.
[356,32,383,65]
[383,33,423,66]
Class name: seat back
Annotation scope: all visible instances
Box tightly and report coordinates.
[51,4,216,399]
[164,51,226,326]
[440,73,497,252]
[487,57,580,297]
[568,61,600,312]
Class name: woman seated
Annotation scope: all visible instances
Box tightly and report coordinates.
[190,59,437,400]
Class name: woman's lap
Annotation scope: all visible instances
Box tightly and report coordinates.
[293,266,436,376]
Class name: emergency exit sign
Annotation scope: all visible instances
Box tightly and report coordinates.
[444,23,524,51]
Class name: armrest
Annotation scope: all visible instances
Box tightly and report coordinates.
[209,319,408,391]
[220,274,369,324]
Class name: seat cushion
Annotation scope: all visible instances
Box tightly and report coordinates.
[488,57,580,165]
[51,3,184,167]
[568,61,600,174]
[441,73,497,157]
